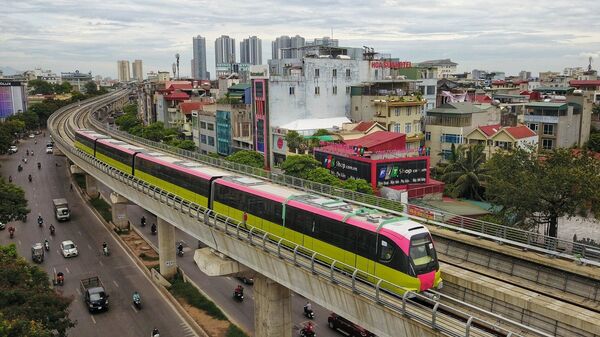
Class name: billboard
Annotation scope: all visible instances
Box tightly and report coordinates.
[315,151,371,181]
[376,159,427,186]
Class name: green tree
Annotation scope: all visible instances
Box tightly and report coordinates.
[312,129,331,137]
[485,148,600,237]
[280,155,320,179]
[123,103,138,115]
[341,177,375,194]
[226,150,264,168]
[115,113,141,132]
[83,81,98,95]
[0,179,29,223]
[284,131,305,153]
[167,139,197,151]
[0,245,75,336]
[53,82,72,94]
[141,122,169,141]
[441,143,489,200]
[8,112,39,130]
[587,133,600,152]
[69,91,87,102]
[28,80,54,95]
[306,167,342,186]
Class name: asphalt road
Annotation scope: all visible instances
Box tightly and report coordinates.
[97,181,344,337]
[0,134,197,337]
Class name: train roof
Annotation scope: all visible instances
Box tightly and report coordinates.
[76,129,109,140]
[217,176,423,236]
[137,152,230,179]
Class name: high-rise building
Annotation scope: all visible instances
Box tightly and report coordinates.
[192,35,208,79]
[272,35,305,59]
[117,60,131,82]
[307,36,338,47]
[0,81,27,119]
[240,36,262,65]
[215,35,236,67]
[132,60,143,81]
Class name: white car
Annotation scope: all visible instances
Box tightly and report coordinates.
[8,145,18,154]
[28,134,35,138]
[46,147,53,154]
[60,240,78,258]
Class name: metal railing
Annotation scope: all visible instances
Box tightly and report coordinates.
[51,107,552,337]
[87,112,600,268]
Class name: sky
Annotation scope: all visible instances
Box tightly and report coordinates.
[2,0,600,79]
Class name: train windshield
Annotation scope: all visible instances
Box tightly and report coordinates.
[409,234,437,273]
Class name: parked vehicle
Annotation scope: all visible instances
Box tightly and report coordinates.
[53,198,70,221]
[328,313,376,337]
[81,276,109,312]
[46,147,53,154]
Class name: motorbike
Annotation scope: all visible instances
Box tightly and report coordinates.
[30,151,33,156]
[44,240,50,251]
[140,217,146,227]
[37,162,41,169]
[18,165,22,172]
[38,216,43,227]
[9,228,15,239]
[103,246,110,256]
[8,176,12,183]
[55,272,64,286]
[299,328,316,337]
[303,307,315,319]
[28,174,32,182]
[233,289,244,302]
[151,224,157,235]
[151,329,160,337]
[177,244,184,257]
[50,226,55,236]
[133,293,142,309]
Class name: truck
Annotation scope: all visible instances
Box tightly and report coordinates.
[80,276,109,312]
[53,198,70,221]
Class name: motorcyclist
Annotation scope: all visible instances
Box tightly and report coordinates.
[102,241,108,255]
[140,216,146,227]
[303,322,315,336]
[30,150,33,156]
[28,174,32,182]
[304,301,313,315]
[38,215,43,226]
[44,239,49,251]
[8,175,12,183]
[18,164,22,172]
[8,226,15,238]
[37,162,41,169]
[56,271,64,284]
[177,242,184,256]
[152,328,160,337]
[23,157,27,163]
[150,223,157,235]
[49,224,55,235]
[26,149,29,156]
[235,285,244,296]
[133,291,141,302]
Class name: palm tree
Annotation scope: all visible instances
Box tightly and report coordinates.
[441,143,489,200]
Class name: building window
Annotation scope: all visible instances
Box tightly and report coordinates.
[289,86,295,95]
[441,149,453,160]
[441,133,463,144]
[495,141,511,150]
[355,106,358,111]
[200,134,207,144]
[332,69,337,78]
[314,86,320,95]
[425,131,431,141]
[543,124,554,136]
[414,123,420,133]
[427,86,436,95]
[314,68,320,78]
[542,138,554,150]
[346,86,350,94]
[346,69,351,77]
[394,108,401,117]
[407,107,412,116]
[200,121,206,129]
[207,123,214,131]
[332,86,338,95]
[419,86,425,94]
[528,123,539,132]
[405,123,412,134]
[208,136,215,146]
[393,123,402,133]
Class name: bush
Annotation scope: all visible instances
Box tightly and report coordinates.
[226,324,249,337]
[73,173,86,189]
[139,252,159,261]
[169,275,227,320]
[90,196,112,222]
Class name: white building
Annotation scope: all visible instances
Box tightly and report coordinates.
[132,60,143,82]
[117,60,131,82]
[418,59,457,79]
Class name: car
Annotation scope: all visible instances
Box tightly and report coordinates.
[328,313,376,337]
[60,240,79,258]
[236,277,254,285]
[28,134,35,138]
[8,145,18,154]
[0,222,5,230]
[46,147,53,154]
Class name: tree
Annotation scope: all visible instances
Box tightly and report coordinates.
[312,129,331,137]
[587,133,600,153]
[83,81,98,95]
[53,82,72,94]
[341,177,375,194]
[284,130,305,153]
[142,122,169,141]
[280,155,320,179]
[8,112,39,130]
[441,143,489,200]
[306,167,342,186]
[226,150,264,168]
[115,113,141,133]
[0,179,29,223]
[167,139,197,151]
[485,148,600,237]
[123,103,138,115]
[0,244,75,336]
[28,80,54,95]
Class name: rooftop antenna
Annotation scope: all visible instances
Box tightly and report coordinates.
[588,56,593,72]
[175,53,180,79]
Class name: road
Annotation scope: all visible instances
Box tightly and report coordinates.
[0,133,197,337]
[96,182,343,337]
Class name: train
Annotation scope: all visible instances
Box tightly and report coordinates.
[75,129,442,293]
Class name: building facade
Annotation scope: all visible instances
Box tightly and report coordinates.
[466,124,538,159]
[61,70,93,92]
[215,35,236,66]
[524,101,589,151]
[132,60,143,82]
[0,81,27,119]
[117,60,131,82]
[271,35,305,59]
[193,35,208,80]
[418,59,457,79]
[240,36,262,65]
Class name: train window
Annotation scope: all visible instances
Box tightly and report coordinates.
[379,239,394,263]
[355,229,376,258]
[286,207,309,233]
[410,234,436,271]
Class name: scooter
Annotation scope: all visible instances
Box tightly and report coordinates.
[9,228,14,239]
[177,244,184,257]
[133,294,142,310]
[233,290,244,302]
[103,246,110,256]
[299,328,316,337]
[44,240,50,251]
[303,307,315,319]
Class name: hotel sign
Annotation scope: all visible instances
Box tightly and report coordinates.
[370,61,412,69]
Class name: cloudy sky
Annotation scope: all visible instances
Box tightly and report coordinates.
[2,0,600,79]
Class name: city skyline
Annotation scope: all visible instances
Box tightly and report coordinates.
[2,1,600,78]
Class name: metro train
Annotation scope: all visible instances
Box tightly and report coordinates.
[75,130,442,293]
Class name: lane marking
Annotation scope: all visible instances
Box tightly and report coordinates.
[78,231,82,236]
[112,280,119,288]
[18,240,21,245]
[98,260,103,266]
[87,244,92,250]
[65,267,70,274]
[90,315,96,324]
[131,304,138,313]
[75,287,81,295]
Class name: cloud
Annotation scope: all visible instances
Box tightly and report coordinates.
[1,0,600,77]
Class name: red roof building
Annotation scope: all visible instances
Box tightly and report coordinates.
[344,131,406,152]
[569,80,600,90]
[179,101,204,114]
[163,91,189,101]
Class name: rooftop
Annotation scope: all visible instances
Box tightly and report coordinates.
[344,131,405,149]
[570,80,600,86]
[229,83,252,90]
[525,102,568,109]
[418,59,457,66]
[427,102,491,115]
[279,117,351,132]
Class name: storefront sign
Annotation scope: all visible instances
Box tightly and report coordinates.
[376,159,427,186]
[370,61,412,69]
[315,151,371,181]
